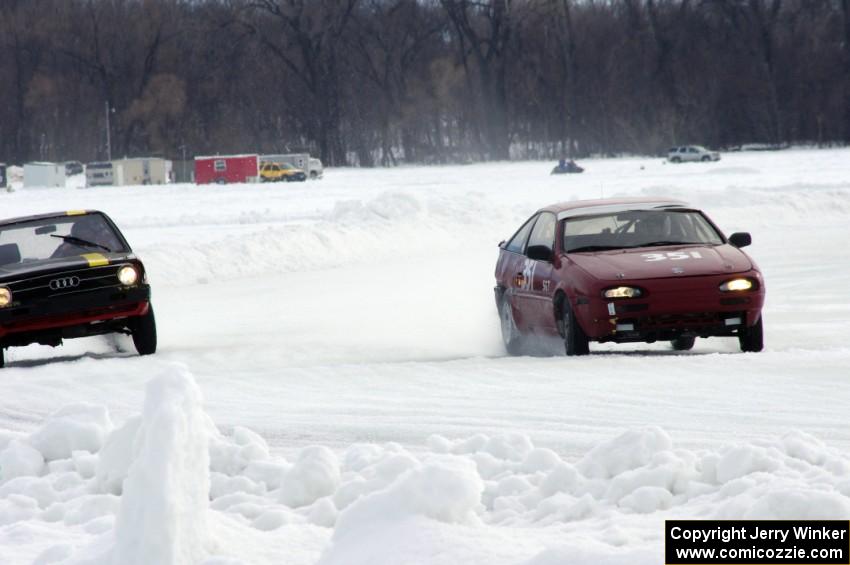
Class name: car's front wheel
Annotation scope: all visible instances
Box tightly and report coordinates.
[499,295,525,356]
[670,156,681,163]
[701,155,711,162]
[562,300,589,356]
[671,336,696,351]
[0,348,5,369]
[739,315,763,352]
[132,305,158,356]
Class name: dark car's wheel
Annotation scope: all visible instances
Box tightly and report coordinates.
[132,305,158,356]
[739,315,763,352]
[562,300,589,356]
[671,336,696,351]
[0,348,5,369]
[499,295,526,356]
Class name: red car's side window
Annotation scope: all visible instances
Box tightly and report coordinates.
[505,215,538,254]
[527,213,556,253]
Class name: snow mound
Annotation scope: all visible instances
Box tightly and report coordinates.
[111,366,211,564]
[280,446,340,508]
[29,403,113,461]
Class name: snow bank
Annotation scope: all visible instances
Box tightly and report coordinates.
[136,189,510,287]
[3,376,850,564]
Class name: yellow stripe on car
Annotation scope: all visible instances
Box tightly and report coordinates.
[81,253,109,267]
[66,210,87,216]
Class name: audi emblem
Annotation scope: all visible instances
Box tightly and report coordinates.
[49,276,81,290]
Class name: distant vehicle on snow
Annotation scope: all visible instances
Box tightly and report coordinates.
[551,159,584,174]
[259,162,307,182]
[0,210,156,367]
[494,197,764,356]
[261,154,323,179]
[668,145,720,163]
[64,161,84,176]
[308,157,324,179]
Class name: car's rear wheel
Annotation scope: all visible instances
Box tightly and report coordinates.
[562,300,589,356]
[671,336,696,351]
[739,315,763,352]
[0,348,5,369]
[499,295,526,356]
[132,305,158,356]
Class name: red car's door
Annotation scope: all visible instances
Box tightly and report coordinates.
[524,212,559,334]
[496,214,539,331]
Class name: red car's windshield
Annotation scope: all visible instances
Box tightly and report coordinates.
[563,210,723,253]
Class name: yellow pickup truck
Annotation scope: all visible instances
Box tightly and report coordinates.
[259,162,307,182]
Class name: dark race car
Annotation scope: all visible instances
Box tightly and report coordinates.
[0,211,156,367]
[494,197,765,356]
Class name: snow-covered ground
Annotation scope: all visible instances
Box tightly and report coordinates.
[1,148,849,563]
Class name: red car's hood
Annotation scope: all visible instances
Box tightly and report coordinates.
[567,244,753,281]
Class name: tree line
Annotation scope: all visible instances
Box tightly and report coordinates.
[1,0,849,167]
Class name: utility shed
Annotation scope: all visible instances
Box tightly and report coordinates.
[112,158,172,185]
[23,162,66,188]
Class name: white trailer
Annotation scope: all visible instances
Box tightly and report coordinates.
[261,153,323,179]
[85,162,115,187]
[23,162,67,188]
[111,158,172,185]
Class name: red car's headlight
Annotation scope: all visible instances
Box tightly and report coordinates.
[603,286,643,299]
[719,278,755,292]
[0,287,11,308]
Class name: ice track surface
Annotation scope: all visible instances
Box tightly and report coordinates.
[0,148,849,564]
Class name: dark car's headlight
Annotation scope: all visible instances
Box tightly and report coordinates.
[117,265,139,286]
[603,286,643,299]
[0,287,11,307]
[719,278,755,292]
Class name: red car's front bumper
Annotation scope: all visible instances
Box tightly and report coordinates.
[574,271,765,342]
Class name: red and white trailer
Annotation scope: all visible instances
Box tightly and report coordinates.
[194,154,259,185]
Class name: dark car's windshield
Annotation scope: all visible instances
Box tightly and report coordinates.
[0,213,128,267]
[563,209,723,253]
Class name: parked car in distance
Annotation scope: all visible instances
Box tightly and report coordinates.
[308,157,323,179]
[494,197,764,356]
[668,145,720,163]
[260,162,307,183]
[65,161,84,176]
[0,210,156,367]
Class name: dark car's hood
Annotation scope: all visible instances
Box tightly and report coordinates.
[0,252,135,281]
[567,244,752,281]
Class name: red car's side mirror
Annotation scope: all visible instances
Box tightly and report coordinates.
[526,245,553,262]
[728,232,752,248]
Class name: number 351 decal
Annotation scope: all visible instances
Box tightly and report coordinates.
[642,251,703,262]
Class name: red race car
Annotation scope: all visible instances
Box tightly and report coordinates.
[494,197,765,356]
